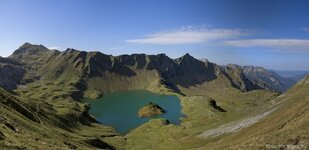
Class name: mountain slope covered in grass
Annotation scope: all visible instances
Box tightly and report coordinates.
[0,87,123,149]
[200,75,309,149]
[5,43,267,100]
[0,43,306,149]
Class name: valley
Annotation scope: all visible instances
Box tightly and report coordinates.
[0,43,308,149]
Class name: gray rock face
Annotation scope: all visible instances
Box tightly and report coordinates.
[0,57,26,90]
[224,64,261,91]
[241,65,296,92]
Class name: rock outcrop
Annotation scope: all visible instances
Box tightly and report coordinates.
[138,102,165,117]
[208,99,226,112]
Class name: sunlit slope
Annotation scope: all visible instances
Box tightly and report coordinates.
[125,87,278,149]
[201,75,309,149]
[1,42,300,150]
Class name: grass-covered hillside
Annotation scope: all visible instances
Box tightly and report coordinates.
[0,43,307,149]
[5,43,269,100]
[0,87,125,149]
[199,75,309,149]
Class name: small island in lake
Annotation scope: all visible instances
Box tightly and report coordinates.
[138,102,166,117]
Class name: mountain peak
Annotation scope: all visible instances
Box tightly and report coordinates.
[10,43,49,58]
[226,64,241,70]
[243,65,267,72]
[20,42,32,47]
[19,42,46,49]
[175,53,202,66]
[177,53,195,61]
[183,53,193,58]
[64,48,80,54]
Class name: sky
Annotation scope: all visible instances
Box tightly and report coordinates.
[0,0,309,70]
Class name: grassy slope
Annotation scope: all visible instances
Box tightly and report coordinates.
[11,72,279,149]
[125,77,278,149]
[6,44,305,149]
[0,87,125,149]
[10,64,282,150]
[200,78,309,150]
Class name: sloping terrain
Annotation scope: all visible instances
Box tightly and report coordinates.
[0,87,124,149]
[0,43,306,149]
[199,75,309,150]
[6,43,267,101]
[125,87,278,149]
[241,65,296,92]
[0,57,27,90]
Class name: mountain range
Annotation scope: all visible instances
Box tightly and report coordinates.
[1,43,300,97]
[0,43,308,149]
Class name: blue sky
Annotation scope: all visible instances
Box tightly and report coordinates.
[0,0,309,70]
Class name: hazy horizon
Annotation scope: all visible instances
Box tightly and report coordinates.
[1,0,309,70]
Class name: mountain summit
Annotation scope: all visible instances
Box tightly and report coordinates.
[11,42,48,56]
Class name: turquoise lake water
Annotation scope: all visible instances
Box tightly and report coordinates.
[83,90,183,134]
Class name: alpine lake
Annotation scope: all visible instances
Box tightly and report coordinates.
[83,90,184,134]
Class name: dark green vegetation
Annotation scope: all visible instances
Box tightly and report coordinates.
[0,43,308,149]
[83,90,182,134]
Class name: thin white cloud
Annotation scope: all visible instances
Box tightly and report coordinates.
[126,26,249,45]
[224,39,309,51]
[48,46,60,50]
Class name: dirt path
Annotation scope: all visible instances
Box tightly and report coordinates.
[198,108,277,139]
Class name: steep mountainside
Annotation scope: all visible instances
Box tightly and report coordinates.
[0,57,26,90]
[201,75,309,149]
[241,65,296,92]
[5,43,266,100]
[0,87,121,149]
[224,64,262,92]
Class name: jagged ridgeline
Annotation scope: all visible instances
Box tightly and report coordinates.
[1,43,267,101]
